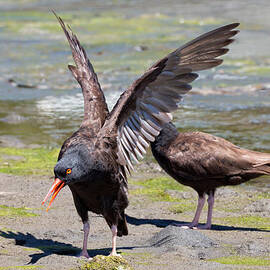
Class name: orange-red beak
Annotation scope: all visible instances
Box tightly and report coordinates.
[42,178,65,212]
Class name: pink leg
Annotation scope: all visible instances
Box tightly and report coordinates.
[109,225,120,256]
[174,194,206,229]
[79,221,91,259]
[200,190,215,230]
[185,194,205,228]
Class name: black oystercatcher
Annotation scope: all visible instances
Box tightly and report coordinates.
[151,123,270,229]
[42,12,239,257]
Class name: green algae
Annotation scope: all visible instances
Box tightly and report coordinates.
[169,201,195,213]
[0,266,43,270]
[0,10,72,34]
[177,17,222,26]
[131,187,179,202]
[0,248,9,255]
[23,247,40,252]
[225,58,256,68]
[0,205,37,217]
[0,11,177,43]
[0,9,217,88]
[0,147,59,175]
[133,176,186,191]
[130,176,187,202]
[210,255,270,266]
[80,255,133,270]
[224,57,270,76]
[0,10,54,21]
[1,7,269,153]
[257,192,270,199]
[0,10,222,50]
[220,215,270,230]
[238,65,270,75]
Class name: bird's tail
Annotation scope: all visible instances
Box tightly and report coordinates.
[250,151,270,175]
[253,163,270,175]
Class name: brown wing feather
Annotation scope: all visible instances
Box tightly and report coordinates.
[53,11,109,131]
[99,23,239,173]
[166,130,270,179]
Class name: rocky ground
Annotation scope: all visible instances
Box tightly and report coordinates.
[0,166,269,269]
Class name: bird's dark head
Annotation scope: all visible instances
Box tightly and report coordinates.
[54,145,90,185]
[42,145,91,211]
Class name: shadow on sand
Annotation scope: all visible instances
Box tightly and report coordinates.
[0,230,137,264]
[1,216,268,264]
[126,214,270,232]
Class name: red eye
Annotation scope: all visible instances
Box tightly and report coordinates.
[66,168,72,175]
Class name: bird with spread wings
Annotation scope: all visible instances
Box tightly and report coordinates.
[42,12,239,258]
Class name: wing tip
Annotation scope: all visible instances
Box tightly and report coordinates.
[220,48,230,55]
[218,22,240,32]
[229,22,240,28]
[51,9,64,28]
[226,22,240,28]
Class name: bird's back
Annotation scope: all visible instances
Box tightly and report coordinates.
[151,123,270,193]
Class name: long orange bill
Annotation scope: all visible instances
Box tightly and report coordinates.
[42,178,65,212]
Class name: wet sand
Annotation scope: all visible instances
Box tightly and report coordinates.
[0,169,269,269]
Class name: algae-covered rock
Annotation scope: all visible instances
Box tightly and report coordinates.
[80,255,133,270]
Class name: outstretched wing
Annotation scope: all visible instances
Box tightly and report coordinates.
[54,11,109,131]
[100,23,239,174]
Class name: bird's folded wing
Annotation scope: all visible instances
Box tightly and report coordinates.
[169,133,270,178]
[101,23,239,174]
[54,12,109,131]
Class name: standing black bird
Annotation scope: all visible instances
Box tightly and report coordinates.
[151,123,270,229]
[42,12,239,258]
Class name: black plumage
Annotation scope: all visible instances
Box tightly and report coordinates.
[42,12,239,257]
[151,123,270,229]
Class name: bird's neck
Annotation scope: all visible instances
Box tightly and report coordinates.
[154,122,179,147]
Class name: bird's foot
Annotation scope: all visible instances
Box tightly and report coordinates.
[78,250,92,259]
[183,224,212,230]
[172,222,198,229]
[182,225,196,229]
[109,251,121,257]
[195,224,211,230]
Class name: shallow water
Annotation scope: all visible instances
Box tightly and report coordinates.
[0,0,270,151]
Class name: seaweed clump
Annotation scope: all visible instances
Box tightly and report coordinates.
[80,255,133,270]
